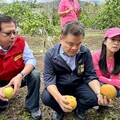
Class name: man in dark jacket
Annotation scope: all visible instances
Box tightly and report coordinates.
[42,21,112,120]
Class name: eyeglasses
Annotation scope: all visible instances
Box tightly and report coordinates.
[0,31,17,36]
[63,40,81,48]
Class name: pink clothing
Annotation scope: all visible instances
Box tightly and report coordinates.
[92,50,120,89]
[58,0,80,27]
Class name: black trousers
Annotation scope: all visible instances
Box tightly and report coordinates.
[41,83,98,115]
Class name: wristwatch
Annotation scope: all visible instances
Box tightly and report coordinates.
[20,72,26,79]
[95,91,101,95]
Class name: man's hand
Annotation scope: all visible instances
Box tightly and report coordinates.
[97,94,113,106]
[6,74,23,97]
[57,95,73,112]
[0,87,9,101]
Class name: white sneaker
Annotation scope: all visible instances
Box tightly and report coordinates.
[93,106,99,110]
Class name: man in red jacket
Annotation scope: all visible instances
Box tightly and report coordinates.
[0,14,41,120]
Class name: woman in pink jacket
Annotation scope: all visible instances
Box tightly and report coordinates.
[92,28,120,94]
[58,0,81,27]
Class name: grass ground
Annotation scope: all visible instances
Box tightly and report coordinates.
[0,29,120,120]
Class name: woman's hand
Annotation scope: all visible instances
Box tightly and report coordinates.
[69,6,74,11]
[66,6,74,14]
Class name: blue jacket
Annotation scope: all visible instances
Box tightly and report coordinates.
[44,44,98,88]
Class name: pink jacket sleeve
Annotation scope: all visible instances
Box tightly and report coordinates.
[99,76,120,89]
[92,51,120,89]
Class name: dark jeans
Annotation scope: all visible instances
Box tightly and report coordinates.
[41,83,98,115]
[0,69,40,113]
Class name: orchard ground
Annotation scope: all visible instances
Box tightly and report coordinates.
[0,29,120,120]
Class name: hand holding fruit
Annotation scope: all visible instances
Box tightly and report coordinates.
[65,96,77,110]
[97,84,116,106]
[58,95,77,112]
[6,74,22,96]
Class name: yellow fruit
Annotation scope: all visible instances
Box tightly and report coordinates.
[66,96,77,110]
[100,84,117,99]
[2,87,14,99]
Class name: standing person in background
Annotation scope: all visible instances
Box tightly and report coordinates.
[92,28,120,93]
[58,0,81,27]
[0,14,41,120]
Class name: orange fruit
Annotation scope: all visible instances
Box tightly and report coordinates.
[66,96,77,110]
[100,84,117,99]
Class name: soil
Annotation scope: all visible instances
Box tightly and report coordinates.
[0,30,120,120]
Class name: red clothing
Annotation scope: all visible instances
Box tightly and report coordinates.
[92,50,120,89]
[0,36,25,81]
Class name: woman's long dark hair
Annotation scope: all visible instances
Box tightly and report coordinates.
[99,40,120,75]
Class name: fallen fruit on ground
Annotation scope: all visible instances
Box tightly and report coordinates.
[66,96,77,110]
[2,87,14,99]
[100,84,117,99]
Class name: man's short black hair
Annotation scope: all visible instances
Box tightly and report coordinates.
[0,14,16,31]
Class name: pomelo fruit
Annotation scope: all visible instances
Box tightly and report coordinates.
[100,84,117,99]
[3,87,14,99]
[65,96,77,110]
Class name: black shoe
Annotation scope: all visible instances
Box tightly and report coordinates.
[74,109,86,120]
[52,112,64,120]
[31,109,42,120]
[0,102,9,112]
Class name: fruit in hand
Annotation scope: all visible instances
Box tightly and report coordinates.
[100,84,117,99]
[66,96,77,110]
[2,87,14,99]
